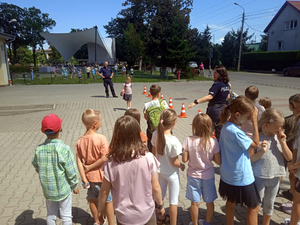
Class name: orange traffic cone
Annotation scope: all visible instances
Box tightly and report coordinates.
[147,91,152,98]
[178,103,188,118]
[160,93,164,99]
[169,97,174,109]
[142,86,147,95]
[212,131,216,138]
[198,109,202,114]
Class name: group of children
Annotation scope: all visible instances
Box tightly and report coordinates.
[32,83,300,225]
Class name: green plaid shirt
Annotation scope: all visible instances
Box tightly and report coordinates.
[32,139,78,201]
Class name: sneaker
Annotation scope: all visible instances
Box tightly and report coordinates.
[198,219,205,225]
[113,95,118,98]
[282,201,293,215]
[282,189,293,201]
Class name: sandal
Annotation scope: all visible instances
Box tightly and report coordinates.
[157,214,170,225]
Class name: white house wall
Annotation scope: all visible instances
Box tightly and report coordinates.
[267,4,300,51]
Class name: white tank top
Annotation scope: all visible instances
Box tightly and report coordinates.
[124,83,132,94]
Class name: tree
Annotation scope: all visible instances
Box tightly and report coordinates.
[0,3,27,65]
[259,34,268,51]
[48,45,64,65]
[70,28,89,60]
[22,6,56,68]
[220,28,254,69]
[123,23,143,69]
[165,15,195,78]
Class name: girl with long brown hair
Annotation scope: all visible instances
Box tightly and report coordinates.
[151,109,185,225]
[182,114,221,225]
[218,96,261,225]
[97,115,165,225]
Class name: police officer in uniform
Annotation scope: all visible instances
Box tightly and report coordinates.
[187,65,230,141]
[98,61,118,98]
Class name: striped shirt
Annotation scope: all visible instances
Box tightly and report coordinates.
[32,139,78,201]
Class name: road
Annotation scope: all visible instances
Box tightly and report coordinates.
[228,71,300,90]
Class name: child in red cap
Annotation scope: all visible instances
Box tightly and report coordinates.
[32,113,79,225]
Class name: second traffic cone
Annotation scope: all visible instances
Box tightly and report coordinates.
[198,109,202,114]
[178,103,188,118]
[160,93,164,99]
[147,91,152,98]
[169,97,174,109]
[142,86,147,95]
[212,131,216,138]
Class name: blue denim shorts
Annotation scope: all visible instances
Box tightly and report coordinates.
[186,175,217,203]
[87,182,112,202]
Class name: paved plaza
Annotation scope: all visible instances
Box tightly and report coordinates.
[0,76,298,225]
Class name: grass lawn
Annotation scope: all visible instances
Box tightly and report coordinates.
[12,70,211,85]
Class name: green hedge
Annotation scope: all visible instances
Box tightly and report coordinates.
[9,65,38,73]
[242,51,300,71]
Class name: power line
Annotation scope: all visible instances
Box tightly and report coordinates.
[246,11,279,17]
[210,20,242,32]
[245,22,265,33]
[246,6,281,15]
[245,14,276,20]
[209,15,241,28]
[191,0,228,16]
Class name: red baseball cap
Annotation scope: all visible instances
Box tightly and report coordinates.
[42,113,63,134]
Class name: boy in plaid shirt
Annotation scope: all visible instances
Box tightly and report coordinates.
[32,113,79,225]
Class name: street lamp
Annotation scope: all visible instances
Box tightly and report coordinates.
[234,3,245,72]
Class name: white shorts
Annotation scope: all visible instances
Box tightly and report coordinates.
[158,172,180,205]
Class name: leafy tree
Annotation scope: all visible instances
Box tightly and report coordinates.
[22,6,56,68]
[166,15,195,78]
[123,23,143,69]
[0,3,27,65]
[48,45,64,65]
[70,28,89,60]
[259,34,268,51]
[220,28,254,69]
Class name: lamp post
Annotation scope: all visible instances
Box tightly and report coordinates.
[234,3,245,72]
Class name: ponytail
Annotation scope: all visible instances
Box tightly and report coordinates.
[156,109,177,155]
[156,120,166,155]
[220,105,231,125]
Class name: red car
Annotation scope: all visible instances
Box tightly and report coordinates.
[283,62,300,76]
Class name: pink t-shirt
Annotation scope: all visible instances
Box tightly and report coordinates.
[183,136,220,179]
[103,152,160,225]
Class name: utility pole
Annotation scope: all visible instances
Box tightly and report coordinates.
[94,26,98,63]
[235,3,245,72]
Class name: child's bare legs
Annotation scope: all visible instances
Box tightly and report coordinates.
[225,200,235,225]
[291,190,300,225]
[206,202,214,223]
[262,213,271,225]
[190,202,200,225]
[247,205,259,225]
[106,201,115,225]
[90,198,100,224]
[127,101,131,109]
[169,204,177,225]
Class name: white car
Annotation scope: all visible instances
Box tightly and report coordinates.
[189,61,198,68]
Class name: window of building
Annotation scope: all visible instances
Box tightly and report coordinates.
[277,41,283,51]
[285,20,298,30]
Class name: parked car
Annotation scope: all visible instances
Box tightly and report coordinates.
[283,62,300,76]
[188,61,198,68]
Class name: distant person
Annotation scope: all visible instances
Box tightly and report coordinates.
[121,76,133,109]
[122,65,126,76]
[72,66,77,79]
[114,64,118,77]
[130,67,134,78]
[78,69,82,83]
[98,61,118,98]
[52,66,59,78]
[32,114,79,225]
[91,66,96,79]
[199,62,204,76]
[30,66,34,80]
[85,64,91,79]
[259,97,272,109]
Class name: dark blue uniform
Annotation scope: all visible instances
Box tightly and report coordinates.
[99,66,117,97]
[206,81,230,141]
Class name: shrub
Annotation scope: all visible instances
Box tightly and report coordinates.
[9,65,37,73]
[242,51,300,71]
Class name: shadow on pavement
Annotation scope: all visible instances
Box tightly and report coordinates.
[15,210,46,225]
[113,108,127,111]
[90,95,106,98]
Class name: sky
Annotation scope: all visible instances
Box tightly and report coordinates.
[7,0,287,48]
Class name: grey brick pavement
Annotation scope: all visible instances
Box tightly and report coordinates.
[0,79,297,225]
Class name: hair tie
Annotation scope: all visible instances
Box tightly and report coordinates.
[160,119,164,123]
[269,118,274,123]
[226,104,231,109]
